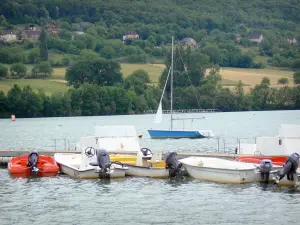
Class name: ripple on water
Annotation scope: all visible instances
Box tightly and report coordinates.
[1,168,300,225]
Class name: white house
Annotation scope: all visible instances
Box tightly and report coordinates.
[0,30,17,42]
[247,33,264,43]
[286,37,297,44]
[122,31,139,42]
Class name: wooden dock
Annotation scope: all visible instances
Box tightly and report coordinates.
[0,149,236,167]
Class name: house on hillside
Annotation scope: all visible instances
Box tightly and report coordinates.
[247,33,264,43]
[286,37,297,44]
[0,30,17,42]
[235,34,241,42]
[21,24,41,40]
[22,30,41,40]
[80,22,92,30]
[122,31,139,42]
[71,31,85,40]
[179,37,198,48]
[25,24,37,31]
[47,23,58,34]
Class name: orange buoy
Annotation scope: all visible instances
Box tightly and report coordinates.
[11,114,16,121]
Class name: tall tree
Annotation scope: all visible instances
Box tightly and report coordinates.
[39,29,48,61]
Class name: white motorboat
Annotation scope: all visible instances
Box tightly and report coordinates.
[180,156,300,186]
[54,125,141,179]
[179,157,259,184]
[91,125,183,178]
[54,125,183,179]
[123,150,176,178]
[54,151,128,179]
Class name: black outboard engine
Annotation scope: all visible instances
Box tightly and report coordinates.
[27,149,39,176]
[91,149,111,179]
[164,151,183,178]
[275,152,300,183]
[258,159,273,182]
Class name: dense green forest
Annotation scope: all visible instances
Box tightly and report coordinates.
[0,0,300,67]
[0,0,300,118]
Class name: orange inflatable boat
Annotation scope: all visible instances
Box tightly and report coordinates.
[8,150,59,178]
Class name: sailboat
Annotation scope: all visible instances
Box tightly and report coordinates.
[147,36,214,139]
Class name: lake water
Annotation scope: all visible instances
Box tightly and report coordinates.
[1,110,300,225]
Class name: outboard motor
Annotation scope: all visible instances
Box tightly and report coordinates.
[258,159,273,182]
[92,149,111,179]
[275,152,300,183]
[164,151,183,178]
[27,149,39,176]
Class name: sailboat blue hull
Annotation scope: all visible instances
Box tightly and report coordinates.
[148,130,206,139]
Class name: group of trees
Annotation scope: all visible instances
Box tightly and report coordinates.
[0,28,54,78]
[0,0,300,118]
[1,46,300,118]
[1,72,300,118]
[0,0,299,68]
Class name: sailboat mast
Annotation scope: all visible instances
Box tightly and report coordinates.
[170,36,174,130]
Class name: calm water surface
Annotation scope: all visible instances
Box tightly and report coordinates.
[1,110,300,225]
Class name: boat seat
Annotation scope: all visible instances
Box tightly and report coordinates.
[147,152,164,167]
[151,152,162,161]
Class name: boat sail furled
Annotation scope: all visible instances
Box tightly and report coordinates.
[148,37,214,139]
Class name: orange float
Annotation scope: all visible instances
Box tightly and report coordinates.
[8,151,59,178]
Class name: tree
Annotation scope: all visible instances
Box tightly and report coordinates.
[79,49,101,60]
[79,84,100,116]
[0,64,8,78]
[28,48,40,64]
[294,70,300,84]
[202,45,221,64]
[10,63,27,78]
[124,69,151,95]
[101,46,116,59]
[65,58,123,88]
[21,86,43,117]
[261,77,270,85]
[6,84,24,116]
[277,77,289,85]
[32,62,53,77]
[0,90,8,117]
[292,59,300,70]
[0,15,8,27]
[39,29,48,61]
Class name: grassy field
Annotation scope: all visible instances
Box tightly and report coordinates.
[51,68,67,79]
[0,79,69,94]
[50,63,165,83]
[220,67,294,87]
[121,63,164,83]
[0,62,296,95]
[219,67,296,92]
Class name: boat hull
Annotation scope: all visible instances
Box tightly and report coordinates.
[180,157,260,184]
[124,164,170,178]
[182,163,258,184]
[54,153,128,179]
[8,155,59,178]
[58,163,127,179]
[148,130,205,139]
